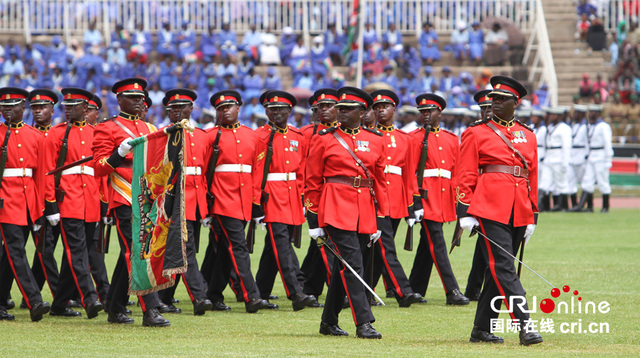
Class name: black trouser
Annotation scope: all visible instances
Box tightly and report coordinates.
[159,220,208,303]
[300,237,334,298]
[474,217,530,331]
[108,205,161,314]
[0,224,44,310]
[31,224,60,298]
[256,222,304,300]
[322,225,375,327]
[369,217,413,301]
[207,215,260,303]
[409,219,459,296]
[201,224,239,303]
[86,223,110,301]
[465,237,486,296]
[52,218,99,310]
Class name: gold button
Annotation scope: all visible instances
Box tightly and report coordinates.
[24,185,27,189]
[516,183,519,187]
[442,188,445,192]
[233,129,237,133]
[15,130,19,134]
[236,140,240,143]
[191,143,195,147]
[139,132,144,135]
[352,136,356,139]
[387,156,391,160]
[441,160,445,164]
[387,144,391,147]
[82,155,86,159]
[512,154,515,157]
[284,148,288,152]
[439,147,442,150]
[386,181,390,185]
[19,158,23,162]
[239,154,243,158]
[507,128,511,131]
[387,133,390,136]
[358,189,362,193]
[435,134,439,137]
[83,184,87,187]
[241,183,244,187]
[79,128,83,131]
[288,186,292,190]
[193,157,196,160]
[81,141,85,145]
[17,144,21,148]
[285,160,290,164]
[354,149,358,152]
[283,136,287,139]
[196,185,198,188]
[355,163,360,166]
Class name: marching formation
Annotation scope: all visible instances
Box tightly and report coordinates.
[0,74,612,346]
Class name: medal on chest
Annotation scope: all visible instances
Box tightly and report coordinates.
[513,130,527,144]
[356,140,370,152]
[390,135,396,148]
[288,139,299,152]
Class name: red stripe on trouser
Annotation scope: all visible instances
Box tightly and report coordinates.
[182,274,195,302]
[0,226,31,309]
[216,216,249,302]
[268,223,290,298]
[87,262,103,302]
[327,233,358,326]
[423,220,448,291]
[479,221,516,321]
[115,215,147,312]
[320,246,332,285]
[60,220,87,307]
[37,252,55,299]
[377,239,403,297]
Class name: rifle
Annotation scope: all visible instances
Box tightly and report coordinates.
[97,218,112,254]
[46,155,93,175]
[53,122,74,203]
[33,221,46,253]
[403,222,413,251]
[204,125,223,209]
[405,118,431,251]
[247,125,277,253]
[449,219,463,254]
[291,225,302,248]
[0,125,12,209]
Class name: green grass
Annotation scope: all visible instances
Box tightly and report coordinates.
[2,209,639,357]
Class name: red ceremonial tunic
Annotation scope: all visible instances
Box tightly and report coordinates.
[181,127,210,222]
[377,125,416,219]
[0,122,44,225]
[45,121,99,222]
[92,113,157,210]
[410,127,459,223]
[254,124,307,225]
[456,119,539,227]
[300,121,338,144]
[205,123,261,221]
[305,127,388,234]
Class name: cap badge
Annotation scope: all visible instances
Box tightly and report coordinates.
[274,96,279,102]
[220,95,225,101]
[36,95,41,100]
[320,93,325,99]
[496,84,502,89]
[134,83,140,89]
[376,95,382,100]
[341,93,347,99]
[421,99,426,105]
[5,94,10,99]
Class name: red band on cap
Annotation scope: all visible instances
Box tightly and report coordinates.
[268,96,292,106]
[374,95,396,106]
[33,95,55,103]
[115,83,144,93]
[478,96,490,104]
[64,93,89,101]
[339,94,368,106]
[419,99,442,111]
[317,94,338,102]
[2,93,26,100]
[88,100,98,108]
[214,95,238,106]
[494,84,519,98]
[170,94,194,102]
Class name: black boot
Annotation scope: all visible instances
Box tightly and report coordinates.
[585,192,594,212]
[539,192,549,212]
[561,194,569,211]
[550,195,562,212]
[570,193,578,208]
[601,194,610,213]
[571,192,587,212]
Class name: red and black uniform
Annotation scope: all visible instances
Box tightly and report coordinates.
[0,120,46,313]
[408,126,462,296]
[456,116,538,331]
[306,124,388,327]
[93,111,160,315]
[204,121,264,304]
[44,118,101,312]
[254,123,308,300]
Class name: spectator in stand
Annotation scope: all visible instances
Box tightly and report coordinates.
[216,55,237,78]
[617,20,628,45]
[259,32,282,65]
[450,21,469,65]
[606,92,628,139]
[363,22,379,47]
[577,0,597,17]
[280,27,297,64]
[293,68,313,90]
[628,21,640,50]
[579,73,593,98]
[535,83,550,108]
[106,41,127,67]
[132,22,154,55]
[439,66,459,94]
[4,38,21,58]
[419,22,441,65]
[83,20,104,49]
[325,23,346,65]
[147,82,165,124]
[237,55,254,78]
[379,41,401,65]
[398,43,421,76]
[608,32,620,66]
[240,24,263,62]
[110,24,129,46]
[593,73,609,100]
[157,22,176,56]
[379,64,399,91]
[312,71,331,92]
[468,21,485,66]
[362,68,376,88]
[616,67,635,103]
[263,67,282,90]
[159,55,179,91]
[398,84,416,107]
[200,26,219,62]
[587,17,607,52]
[3,50,25,77]
[576,13,591,42]
[383,22,403,51]
[310,36,329,75]
[400,70,422,94]
[240,95,265,127]
[219,23,238,50]
[46,36,67,70]
[176,22,197,60]
[484,22,509,65]
[242,67,263,100]
[420,65,438,92]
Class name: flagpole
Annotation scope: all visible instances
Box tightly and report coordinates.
[356,1,365,88]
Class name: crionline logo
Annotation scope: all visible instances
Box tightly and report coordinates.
[491,285,610,315]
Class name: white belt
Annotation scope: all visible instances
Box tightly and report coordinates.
[266,172,296,181]
[384,165,402,176]
[423,168,451,179]
[215,164,252,173]
[2,168,33,177]
[185,166,202,175]
[61,165,94,176]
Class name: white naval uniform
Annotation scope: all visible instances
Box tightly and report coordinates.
[581,119,613,194]
[545,121,572,195]
[534,123,551,194]
[568,120,589,194]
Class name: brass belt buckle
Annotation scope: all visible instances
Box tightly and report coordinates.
[22,168,26,177]
[353,176,361,188]
[514,166,521,177]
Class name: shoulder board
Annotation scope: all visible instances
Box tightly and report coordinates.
[53,122,68,128]
[99,115,117,124]
[318,127,337,136]
[469,118,489,127]
[440,128,456,136]
[192,127,205,133]
[516,119,533,132]
[288,125,303,135]
[362,127,383,136]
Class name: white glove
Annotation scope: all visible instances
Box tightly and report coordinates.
[117,139,133,157]
[369,230,382,246]
[200,216,212,227]
[414,209,424,222]
[405,218,416,227]
[524,224,536,246]
[605,161,612,169]
[46,213,60,226]
[253,216,265,230]
[33,224,42,232]
[309,228,325,240]
[102,217,113,225]
[460,216,479,232]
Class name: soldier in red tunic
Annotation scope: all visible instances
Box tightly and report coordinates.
[253,90,316,311]
[204,90,271,313]
[456,75,542,345]
[0,87,50,321]
[367,89,423,307]
[93,78,170,327]
[44,88,103,318]
[408,93,469,306]
[156,89,213,316]
[306,87,387,339]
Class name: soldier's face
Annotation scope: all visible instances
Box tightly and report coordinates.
[373,102,395,125]
[168,103,193,123]
[118,94,145,115]
[216,103,239,124]
[491,94,517,119]
[316,102,337,123]
[31,104,54,125]
[480,106,492,120]
[85,108,99,125]
[268,106,291,128]
[419,108,440,127]
[337,105,364,128]
[64,102,88,122]
[1,102,25,122]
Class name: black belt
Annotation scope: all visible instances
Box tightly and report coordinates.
[480,165,529,178]
[590,147,604,150]
[325,176,374,188]
[547,146,562,149]
[572,146,585,148]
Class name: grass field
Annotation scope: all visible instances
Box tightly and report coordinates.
[1,209,639,357]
